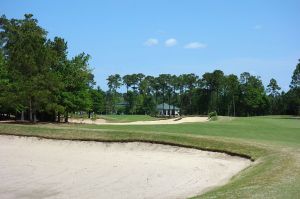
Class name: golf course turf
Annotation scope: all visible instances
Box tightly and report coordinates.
[0,116,299,198]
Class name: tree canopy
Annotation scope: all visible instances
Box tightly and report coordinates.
[0,14,95,122]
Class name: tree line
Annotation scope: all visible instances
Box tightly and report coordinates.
[0,14,299,122]
[105,66,300,116]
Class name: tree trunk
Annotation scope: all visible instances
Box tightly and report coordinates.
[173,87,176,117]
[58,113,61,123]
[179,89,183,116]
[155,91,158,116]
[88,111,91,118]
[217,91,219,113]
[29,98,33,122]
[209,90,213,113]
[227,104,230,116]
[163,89,166,116]
[21,111,24,121]
[33,111,37,123]
[64,112,68,123]
[162,88,165,111]
[168,93,171,118]
[189,93,192,115]
[233,96,236,117]
[155,91,158,106]
[53,111,56,122]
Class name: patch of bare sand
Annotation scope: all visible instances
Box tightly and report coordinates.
[69,116,209,125]
[69,118,107,124]
[0,135,251,199]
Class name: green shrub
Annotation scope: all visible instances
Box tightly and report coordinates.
[208,111,218,120]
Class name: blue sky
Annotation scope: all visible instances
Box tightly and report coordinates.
[1,0,300,91]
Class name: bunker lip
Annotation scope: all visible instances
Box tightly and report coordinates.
[0,135,251,199]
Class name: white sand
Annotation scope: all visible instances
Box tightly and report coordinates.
[0,135,251,199]
[69,116,209,125]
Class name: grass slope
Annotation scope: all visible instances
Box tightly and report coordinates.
[0,116,299,198]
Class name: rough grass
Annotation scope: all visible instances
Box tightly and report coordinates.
[0,116,299,198]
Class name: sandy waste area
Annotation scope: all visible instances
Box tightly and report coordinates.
[69,116,209,125]
[0,135,251,199]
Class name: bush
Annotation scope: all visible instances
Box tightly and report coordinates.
[208,111,218,120]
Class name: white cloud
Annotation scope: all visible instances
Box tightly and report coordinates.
[144,38,159,46]
[253,25,263,30]
[184,42,207,49]
[165,38,177,47]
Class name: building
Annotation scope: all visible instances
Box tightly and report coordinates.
[156,103,180,116]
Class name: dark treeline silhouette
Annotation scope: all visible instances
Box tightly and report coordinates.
[0,14,299,122]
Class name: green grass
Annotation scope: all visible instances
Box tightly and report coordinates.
[0,116,299,198]
[97,114,159,122]
[71,116,300,147]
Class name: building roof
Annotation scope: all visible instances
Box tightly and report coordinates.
[156,103,180,110]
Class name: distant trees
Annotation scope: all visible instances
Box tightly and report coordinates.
[285,60,300,115]
[202,70,224,114]
[121,73,146,114]
[90,86,106,115]
[101,69,300,117]
[239,73,268,116]
[139,76,156,115]
[266,78,281,114]
[106,74,122,114]
[225,74,239,116]
[290,60,300,89]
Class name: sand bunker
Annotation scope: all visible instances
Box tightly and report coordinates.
[69,116,209,125]
[0,135,251,199]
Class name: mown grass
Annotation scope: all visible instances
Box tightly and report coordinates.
[0,116,299,198]
[70,116,300,147]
